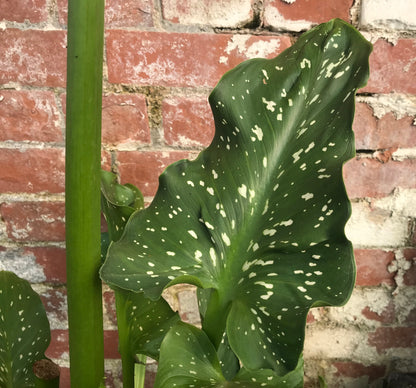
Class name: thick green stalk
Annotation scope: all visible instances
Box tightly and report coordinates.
[65,0,105,386]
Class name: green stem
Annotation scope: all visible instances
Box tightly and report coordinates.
[115,291,135,388]
[115,291,146,388]
[202,290,231,348]
[65,0,105,386]
[134,354,147,388]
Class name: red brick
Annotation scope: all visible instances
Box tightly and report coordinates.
[363,39,416,94]
[61,93,151,145]
[102,94,151,145]
[24,246,67,283]
[103,289,117,326]
[106,31,291,87]
[163,96,215,147]
[344,158,416,198]
[1,201,65,242]
[403,249,416,286]
[117,150,194,197]
[0,148,65,193]
[354,105,416,150]
[405,308,416,326]
[0,0,48,23]
[354,249,395,286]
[103,330,120,359]
[368,327,416,353]
[57,367,69,388]
[57,0,153,27]
[264,0,353,26]
[333,361,386,383]
[0,29,66,87]
[46,330,69,359]
[0,90,62,143]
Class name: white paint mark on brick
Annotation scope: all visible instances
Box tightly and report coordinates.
[0,250,46,283]
[360,0,416,30]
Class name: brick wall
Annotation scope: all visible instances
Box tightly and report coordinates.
[1,0,415,387]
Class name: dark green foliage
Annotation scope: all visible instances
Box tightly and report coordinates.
[100,19,372,386]
[0,272,51,387]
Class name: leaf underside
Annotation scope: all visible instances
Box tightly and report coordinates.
[100,18,371,381]
[0,271,51,387]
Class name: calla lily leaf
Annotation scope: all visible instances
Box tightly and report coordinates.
[116,288,181,361]
[100,18,371,377]
[0,271,51,387]
[101,169,144,242]
[155,321,303,388]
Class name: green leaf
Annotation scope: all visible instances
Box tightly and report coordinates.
[154,321,225,388]
[318,375,328,388]
[116,289,181,361]
[0,271,51,387]
[101,169,144,242]
[100,18,371,375]
[155,322,303,388]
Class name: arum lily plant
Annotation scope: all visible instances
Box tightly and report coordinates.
[0,18,371,388]
[100,18,372,387]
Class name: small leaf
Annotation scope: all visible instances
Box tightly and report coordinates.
[101,169,144,242]
[116,289,181,361]
[155,321,303,388]
[318,375,328,388]
[154,321,225,388]
[0,271,51,387]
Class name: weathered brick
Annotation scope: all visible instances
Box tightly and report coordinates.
[40,287,68,329]
[25,246,67,283]
[102,94,151,145]
[163,96,214,147]
[57,0,153,27]
[332,361,386,384]
[363,39,416,94]
[360,0,416,30]
[403,248,416,286]
[368,327,416,353]
[264,0,353,31]
[0,29,67,87]
[353,103,416,150]
[0,148,65,193]
[57,367,69,388]
[161,0,254,28]
[344,158,416,198]
[346,201,409,248]
[354,249,395,286]
[0,246,48,283]
[361,301,395,324]
[116,150,194,197]
[177,288,200,325]
[62,93,152,145]
[0,0,48,23]
[0,90,62,143]
[0,201,65,242]
[46,330,69,360]
[106,31,291,87]
[103,289,118,327]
